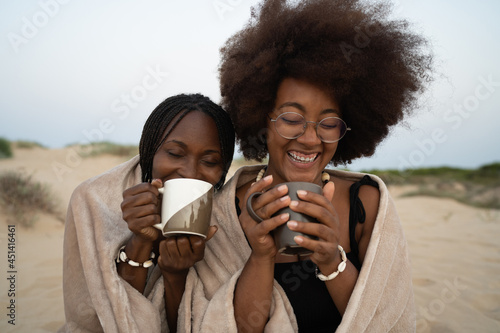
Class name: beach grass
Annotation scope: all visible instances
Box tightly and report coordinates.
[0,170,62,227]
[13,140,47,149]
[0,138,47,158]
[67,141,139,158]
[0,137,13,159]
[364,163,500,209]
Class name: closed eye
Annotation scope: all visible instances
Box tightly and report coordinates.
[320,123,338,129]
[319,118,341,129]
[167,151,183,158]
[203,160,219,166]
[282,119,303,125]
[201,156,222,167]
[280,114,304,125]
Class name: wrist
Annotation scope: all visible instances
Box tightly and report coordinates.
[248,251,275,268]
[125,235,155,261]
[131,227,158,245]
[116,245,155,268]
[316,245,347,281]
[317,248,342,275]
[162,269,189,286]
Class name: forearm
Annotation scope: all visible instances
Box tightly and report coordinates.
[117,236,154,293]
[319,259,358,315]
[163,271,188,333]
[234,255,275,333]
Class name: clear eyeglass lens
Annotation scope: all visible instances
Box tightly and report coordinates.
[317,118,346,142]
[274,112,347,143]
[275,112,305,138]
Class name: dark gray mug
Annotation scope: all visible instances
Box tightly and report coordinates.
[246,181,322,256]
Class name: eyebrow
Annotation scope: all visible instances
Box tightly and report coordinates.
[165,140,222,155]
[277,102,340,116]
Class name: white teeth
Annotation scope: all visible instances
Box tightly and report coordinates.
[289,152,317,163]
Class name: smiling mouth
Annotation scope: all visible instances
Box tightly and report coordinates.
[288,151,319,164]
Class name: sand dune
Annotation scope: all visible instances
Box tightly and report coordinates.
[1,147,499,332]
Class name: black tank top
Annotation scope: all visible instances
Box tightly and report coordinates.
[236,175,379,332]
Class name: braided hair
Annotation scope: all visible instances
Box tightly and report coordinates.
[139,93,235,190]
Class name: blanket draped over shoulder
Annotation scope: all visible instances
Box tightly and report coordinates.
[59,158,415,332]
[59,156,168,332]
[181,165,416,332]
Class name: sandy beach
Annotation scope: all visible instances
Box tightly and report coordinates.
[1,147,499,332]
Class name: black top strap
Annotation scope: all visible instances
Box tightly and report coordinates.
[348,175,379,258]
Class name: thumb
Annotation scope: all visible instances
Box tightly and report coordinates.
[205,225,218,241]
[151,178,163,189]
[322,181,335,202]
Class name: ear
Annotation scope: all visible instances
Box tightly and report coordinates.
[259,127,268,143]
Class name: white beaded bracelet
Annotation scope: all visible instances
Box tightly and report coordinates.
[116,245,155,268]
[315,245,347,281]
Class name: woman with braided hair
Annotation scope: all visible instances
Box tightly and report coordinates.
[59,93,235,332]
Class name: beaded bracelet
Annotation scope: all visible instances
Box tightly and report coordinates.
[315,245,347,281]
[116,245,155,268]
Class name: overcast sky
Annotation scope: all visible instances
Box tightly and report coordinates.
[1,0,499,171]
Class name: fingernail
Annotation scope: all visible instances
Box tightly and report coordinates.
[294,235,303,244]
[290,200,299,207]
[278,184,287,192]
[264,175,272,181]
[297,190,307,197]
[280,195,290,202]
[281,213,289,221]
[288,221,298,228]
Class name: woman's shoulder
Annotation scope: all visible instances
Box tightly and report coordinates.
[329,175,354,193]
[328,170,382,194]
[220,164,264,193]
[71,155,141,199]
[329,170,381,217]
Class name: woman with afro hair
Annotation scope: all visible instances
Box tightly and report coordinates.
[218,0,432,331]
[173,0,433,332]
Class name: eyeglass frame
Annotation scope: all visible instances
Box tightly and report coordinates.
[268,111,351,143]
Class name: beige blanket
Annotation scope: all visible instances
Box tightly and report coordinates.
[181,165,416,332]
[60,158,415,332]
[59,156,168,332]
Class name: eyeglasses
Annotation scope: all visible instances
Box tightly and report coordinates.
[269,112,351,143]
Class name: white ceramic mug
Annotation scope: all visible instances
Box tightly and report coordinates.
[153,178,214,238]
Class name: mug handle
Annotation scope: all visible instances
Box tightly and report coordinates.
[246,192,263,222]
[153,187,165,230]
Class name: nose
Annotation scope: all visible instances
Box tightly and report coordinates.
[178,157,200,179]
[297,121,321,145]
